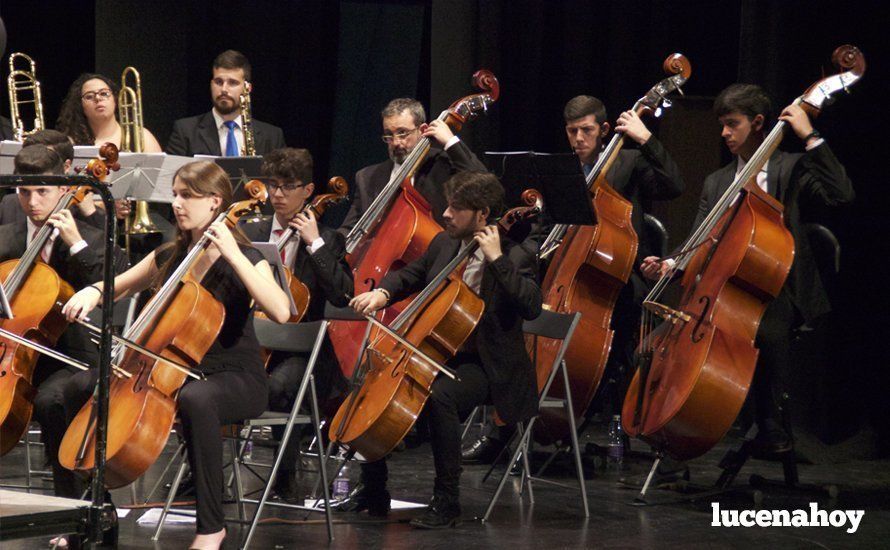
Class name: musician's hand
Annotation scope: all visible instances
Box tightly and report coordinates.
[75,195,97,217]
[62,285,102,322]
[350,290,388,315]
[114,198,131,220]
[204,221,240,262]
[290,210,320,245]
[779,103,816,144]
[420,119,455,147]
[47,209,83,247]
[615,110,652,145]
[640,256,670,280]
[475,225,502,262]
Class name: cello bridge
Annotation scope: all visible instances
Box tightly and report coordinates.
[643,301,691,324]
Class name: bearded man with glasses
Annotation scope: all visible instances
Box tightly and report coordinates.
[338,97,487,234]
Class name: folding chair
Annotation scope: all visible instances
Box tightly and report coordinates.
[483,309,589,522]
[152,315,335,546]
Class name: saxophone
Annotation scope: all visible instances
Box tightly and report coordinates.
[239,81,257,156]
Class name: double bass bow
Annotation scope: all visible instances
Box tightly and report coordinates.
[0,144,120,456]
[59,180,268,488]
[532,54,691,445]
[329,190,542,462]
[328,70,500,377]
[622,45,865,461]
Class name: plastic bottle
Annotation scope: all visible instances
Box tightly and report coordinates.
[607,414,625,470]
[332,462,350,500]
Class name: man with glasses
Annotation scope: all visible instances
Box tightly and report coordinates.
[166,50,286,157]
[338,97,487,234]
[240,147,353,502]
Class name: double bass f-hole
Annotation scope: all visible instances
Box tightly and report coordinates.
[690,296,711,343]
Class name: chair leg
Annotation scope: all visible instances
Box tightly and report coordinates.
[483,421,531,523]
[243,423,294,548]
[309,376,334,541]
[562,360,589,517]
[230,438,246,521]
[460,406,480,442]
[143,442,185,505]
[24,425,33,490]
[519,421,535,504]
[152,457,188,541]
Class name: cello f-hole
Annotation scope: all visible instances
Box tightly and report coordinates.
[691,296,711,343]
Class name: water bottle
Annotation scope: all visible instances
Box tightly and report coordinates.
[607,414,625,470]
[332,462,350,500]
[241,427,253,460]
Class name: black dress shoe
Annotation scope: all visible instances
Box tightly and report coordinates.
[336,482,391,517]
[750,422,793,458]
[461,436,506,465]
[409,495,461,529]
[270,472,302,504]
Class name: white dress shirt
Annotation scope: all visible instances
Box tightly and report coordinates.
[460,242,486,294]
[270,216,325,266]
[212,109,244,156]
[26,218,87,259]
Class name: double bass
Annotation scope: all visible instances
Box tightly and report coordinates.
[0,145,120,456]
[328,70,500,377]
[59,181,268,488]
[532,54,691,444]
[329,192,542,461]
[622,45,865,461]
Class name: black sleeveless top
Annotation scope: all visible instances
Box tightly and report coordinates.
[154,243,265,377]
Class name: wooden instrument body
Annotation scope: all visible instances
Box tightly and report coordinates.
[622,184,794,460]
[59,281,224,488]
[531,180,637,444]
[0,260,74,455]
[329,275,483,462]
[329,182,442,377]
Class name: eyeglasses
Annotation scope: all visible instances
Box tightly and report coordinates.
[265,181,306,193]
[381,127,419,144]
[81,89,113,102]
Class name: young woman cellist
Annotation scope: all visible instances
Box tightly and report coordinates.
[61,160,290,550]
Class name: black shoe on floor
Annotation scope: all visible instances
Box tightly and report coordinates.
[409,495,461,529]
[336,482,391,517]
[461,436,506,465]
[750,420,793,458]
[270,472,302,504]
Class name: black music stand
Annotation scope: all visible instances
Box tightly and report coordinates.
[485,151,596,227]
[203,156,271,218]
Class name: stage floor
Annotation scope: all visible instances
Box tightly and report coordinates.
[2,424,888,549]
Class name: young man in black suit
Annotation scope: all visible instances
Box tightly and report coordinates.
[0,130,106,228]
[346,171,543,528]
[0,144,124,497]
[166,50,286,157]
[641,83,854,454]
[464,95,686,463]
[338,98,488,234]
[240,147,353,501]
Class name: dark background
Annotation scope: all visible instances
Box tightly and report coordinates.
[1,0,887,457]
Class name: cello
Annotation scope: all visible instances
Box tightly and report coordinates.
[328,70,500,377]
[59,180,268,488]
[0,145,120,456]
[329,191,542,462]
[532,54,691,445]
[622,45,865,461]
[256,176,349,325]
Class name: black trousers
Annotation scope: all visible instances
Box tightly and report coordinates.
[32,363,85,498]
[178,371,267,534]
[751,290,799,427]
[361,353,491,499]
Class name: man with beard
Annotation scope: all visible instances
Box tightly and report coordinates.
[338,98,487,234]
[166,50,286,157]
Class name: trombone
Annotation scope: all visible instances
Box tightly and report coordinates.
[7,52,46,141]
[117,66,159,258]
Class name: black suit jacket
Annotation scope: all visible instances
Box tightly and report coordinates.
[0,116,13,141]
[380,231,543,424]
[165,111,286,156]
[338,140,487,234]
[0,220,125,369]
[0,193,107,228]
[689,144,853,323]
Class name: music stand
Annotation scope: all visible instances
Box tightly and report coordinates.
[251,242,299,317]
[108,153,192,204]
[0,140,22,175]
[485,151,596,226]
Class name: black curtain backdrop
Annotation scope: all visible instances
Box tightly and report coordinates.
[1,0,887,455]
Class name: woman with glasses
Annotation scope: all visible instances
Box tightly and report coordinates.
[56,73,162,151]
